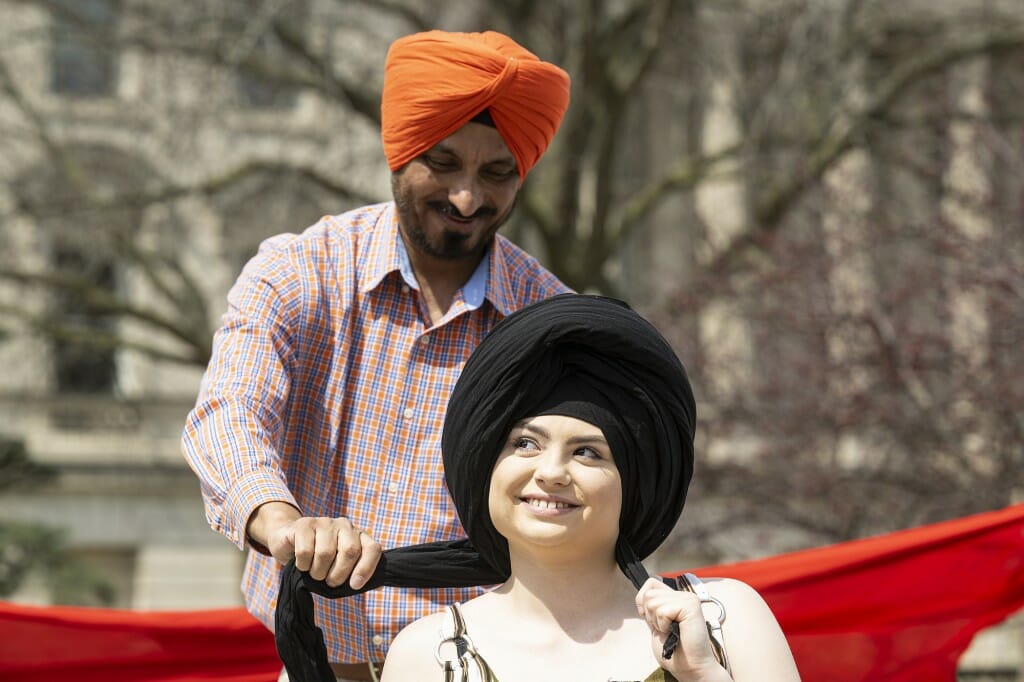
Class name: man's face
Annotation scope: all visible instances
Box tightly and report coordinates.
[392,122,521,264]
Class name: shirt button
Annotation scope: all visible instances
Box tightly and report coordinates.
[417,336,428,344]
[402,408,413,420]
[372,634,384,646]
[402,284,410,293]
[388,483,399,494]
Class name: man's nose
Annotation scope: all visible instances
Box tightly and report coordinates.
[447,175,485,217]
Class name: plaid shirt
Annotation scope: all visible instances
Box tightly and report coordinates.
[182,202,568,662]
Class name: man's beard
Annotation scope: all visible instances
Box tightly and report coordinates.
[392,176,516,261]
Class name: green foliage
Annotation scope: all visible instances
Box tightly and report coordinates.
[0,523,64,597]
[0,437,113,605]
[0,437,55,492]
[48,556,117,607]
[0,524,115,604]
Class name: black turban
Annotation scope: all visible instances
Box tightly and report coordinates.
[443,293,696,578]
[276,294,697,680]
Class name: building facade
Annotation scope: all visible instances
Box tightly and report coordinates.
[0,0,1020,677]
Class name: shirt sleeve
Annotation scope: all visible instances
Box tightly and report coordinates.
[181,236,304,549]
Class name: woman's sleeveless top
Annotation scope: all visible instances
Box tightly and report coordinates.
[434,601,678,682]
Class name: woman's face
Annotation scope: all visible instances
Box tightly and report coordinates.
[488,414,622,560]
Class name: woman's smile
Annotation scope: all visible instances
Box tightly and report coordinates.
[489,414,622,553]
[518,494,581,515]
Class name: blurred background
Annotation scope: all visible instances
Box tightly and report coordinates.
[0,0,1021,678]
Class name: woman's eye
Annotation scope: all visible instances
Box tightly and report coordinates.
[513,437,539,452]
[575,446,602,460]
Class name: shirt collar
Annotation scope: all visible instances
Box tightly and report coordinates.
[360,202,516,315]
[359,203,404,294]
[398,235,492,313]
[483,236,516,316]
[395,230,419,291]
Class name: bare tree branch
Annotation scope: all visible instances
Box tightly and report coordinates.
[0,269,210,362]
[347,0,431,33]
[270,15,381,123]
[0,302,205,365]
[14,160,376,217]
[703,27,1024,281]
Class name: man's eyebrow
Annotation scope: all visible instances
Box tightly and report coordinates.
[487,156,517,168]
[427,143,457,156]
[429,142,516,167]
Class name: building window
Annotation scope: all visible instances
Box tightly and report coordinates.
[13,146,153,397]
[49,0,119,97]
[52,247,117,394]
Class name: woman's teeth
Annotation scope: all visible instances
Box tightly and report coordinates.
[527,498,572,509]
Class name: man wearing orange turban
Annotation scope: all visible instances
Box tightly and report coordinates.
[382,30,570,180]
[183,29,572,682]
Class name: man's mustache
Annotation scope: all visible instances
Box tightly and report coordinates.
[428,201,496,220]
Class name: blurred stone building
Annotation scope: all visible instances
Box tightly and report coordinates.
[0,0,389,609]
[0,0,1021,679]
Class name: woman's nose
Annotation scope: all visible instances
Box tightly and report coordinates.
[534,451,571,486]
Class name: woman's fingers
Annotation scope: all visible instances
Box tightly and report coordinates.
[637,577,725,678]
[637,578,701,633]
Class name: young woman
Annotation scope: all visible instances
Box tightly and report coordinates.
[275,294,800,682]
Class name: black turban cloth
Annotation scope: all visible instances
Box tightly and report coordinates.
[442,293,696,577]
[275,294,697,680]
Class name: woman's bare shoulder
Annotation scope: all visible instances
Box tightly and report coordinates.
[698,576,784,630]
[702,576,765,603]
[699,576,802,681]
[379,610,447,682]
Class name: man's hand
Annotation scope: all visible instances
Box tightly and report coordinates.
[247,501,383,589]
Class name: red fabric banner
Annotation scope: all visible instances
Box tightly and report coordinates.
[0,602,279,682]
[681,502,1024,681]
[2,503,1023,681]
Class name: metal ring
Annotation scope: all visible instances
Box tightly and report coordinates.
[699,595,727,626]
[434,634,477,667]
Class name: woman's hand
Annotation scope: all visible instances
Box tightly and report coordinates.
[636,578,733,682]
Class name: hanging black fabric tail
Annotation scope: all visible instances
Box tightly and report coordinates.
[275,540,507,682]
[276,560,336,682]
[615,537,680,660]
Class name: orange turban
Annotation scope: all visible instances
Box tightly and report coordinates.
[381,30,570,179]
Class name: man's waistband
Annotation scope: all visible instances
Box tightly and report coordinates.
[331,660,384,682]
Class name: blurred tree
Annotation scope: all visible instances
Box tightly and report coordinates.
[2,0,1021,358]
[0,0,1022,556]
[0,0,712,362]
[653,3,1024,561]
[0,437,113,604]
